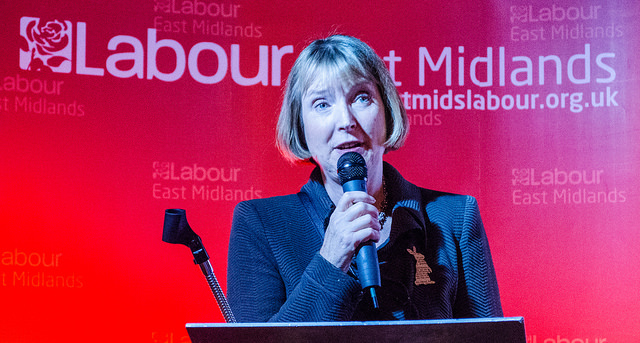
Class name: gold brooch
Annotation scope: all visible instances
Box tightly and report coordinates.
[407,246,435,286]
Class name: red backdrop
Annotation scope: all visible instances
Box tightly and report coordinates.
[1,1,639,342]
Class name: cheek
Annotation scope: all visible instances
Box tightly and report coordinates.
[377,115,387,137]
[366,110,387,144]
[301,115,327,153]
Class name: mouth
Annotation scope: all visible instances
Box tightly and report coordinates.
[336,141,363,150]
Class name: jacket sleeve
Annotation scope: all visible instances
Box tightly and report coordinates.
[453,196,503,318]
[227,200,362,322]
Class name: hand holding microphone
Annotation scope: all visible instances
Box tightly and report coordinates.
[319,152,382,308]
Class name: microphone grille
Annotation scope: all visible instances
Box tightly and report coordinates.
[337,152,367,185]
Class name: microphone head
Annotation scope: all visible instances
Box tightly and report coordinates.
[162,209,196,245]
[337,152,367,185]
[162,208,209,264]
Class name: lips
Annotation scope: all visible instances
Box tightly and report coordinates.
[336,141,362,149]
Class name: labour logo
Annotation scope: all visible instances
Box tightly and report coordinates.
[510,6,528,23]
[512,168,530,186]
[153,0,171,12]
[153,162,171,180]
[19,17,72,73]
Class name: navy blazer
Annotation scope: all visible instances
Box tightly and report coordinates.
[227,163,502,322]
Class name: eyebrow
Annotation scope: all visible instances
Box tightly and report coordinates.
[303,78,376,101]
[303,89,330,102]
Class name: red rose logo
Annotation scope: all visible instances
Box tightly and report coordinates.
[512,168,530,186]
[29,19,69,55]
[153,162,172,180]
[20,17,73,73]
[510,6,528,23]
[154,0,171,13]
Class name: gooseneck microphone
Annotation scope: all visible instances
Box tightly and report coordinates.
[162,209,237,323]
[337,152,381,309]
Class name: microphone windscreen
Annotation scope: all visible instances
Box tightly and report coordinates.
[337,152,367,185]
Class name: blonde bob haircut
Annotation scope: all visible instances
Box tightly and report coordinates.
[276,35,409,162]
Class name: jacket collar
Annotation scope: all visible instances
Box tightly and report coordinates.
[300,162,427,240]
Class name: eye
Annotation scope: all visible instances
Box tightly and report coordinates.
[354,92,372,105]
[312,99,330,111]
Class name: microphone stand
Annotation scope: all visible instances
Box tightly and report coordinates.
[162,209,236,323]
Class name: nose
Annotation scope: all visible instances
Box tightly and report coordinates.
[335,102,357,131]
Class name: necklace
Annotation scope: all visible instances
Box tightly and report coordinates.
[378,178,389,227]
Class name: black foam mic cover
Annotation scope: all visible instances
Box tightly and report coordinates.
[337,152,381,308]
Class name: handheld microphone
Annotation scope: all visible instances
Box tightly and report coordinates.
[337,152,381,309]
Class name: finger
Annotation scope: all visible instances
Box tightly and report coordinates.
[336,191,376,211]
[350,213,381,233]
[342,201,379,222]
[350,227,381,248]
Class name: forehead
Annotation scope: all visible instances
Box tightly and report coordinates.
[302,64,373,98]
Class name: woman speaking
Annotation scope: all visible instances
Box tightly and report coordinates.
[227,34,502,322]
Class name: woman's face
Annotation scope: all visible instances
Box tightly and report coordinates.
[301,70,387,184]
